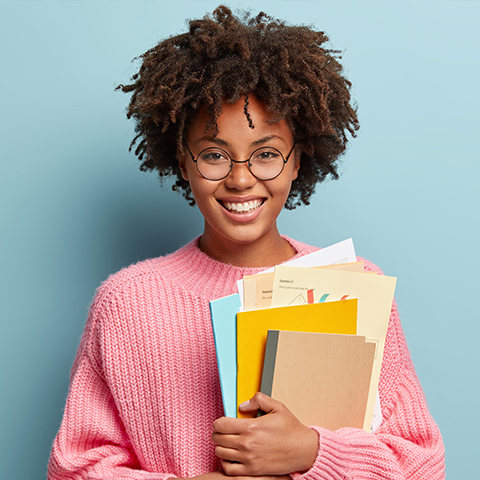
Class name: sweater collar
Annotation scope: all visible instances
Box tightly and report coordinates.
[156,236,317,300]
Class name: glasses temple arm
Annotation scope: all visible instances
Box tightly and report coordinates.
[184,141,196,161]
[285,142,296,162]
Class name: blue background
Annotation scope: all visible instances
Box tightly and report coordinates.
[1,1,478,478]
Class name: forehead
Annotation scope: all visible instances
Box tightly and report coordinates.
[187,95,293,145]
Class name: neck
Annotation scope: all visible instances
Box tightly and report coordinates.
[198,226,296,268]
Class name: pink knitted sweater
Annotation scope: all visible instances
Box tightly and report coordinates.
[48,237,445,480]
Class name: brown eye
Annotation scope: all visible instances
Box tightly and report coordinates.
[199,149,230,164]
[251,148,281,164]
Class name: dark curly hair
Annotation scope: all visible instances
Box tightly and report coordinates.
[117,5,359,209]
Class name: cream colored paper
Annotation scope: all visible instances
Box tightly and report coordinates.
[243,262,365,311]
[255,272,276,309]
[271,266,396,430]
[243,276,258,311]
[315,261,365,272]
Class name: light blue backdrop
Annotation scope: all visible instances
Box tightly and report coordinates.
[1,1,478,478]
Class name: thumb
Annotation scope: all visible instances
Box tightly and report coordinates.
[238,392,279,414]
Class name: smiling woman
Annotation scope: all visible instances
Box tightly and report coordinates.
[180,94,300,267]
[47,5,445,480]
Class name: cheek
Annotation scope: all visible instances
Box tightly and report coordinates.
[267,179,294,206]
[188,178,218,207]
[275,169,298,196]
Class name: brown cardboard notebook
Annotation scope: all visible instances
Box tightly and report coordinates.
[261,330,376,431]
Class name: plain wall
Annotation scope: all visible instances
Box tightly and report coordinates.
[0,1,478,478]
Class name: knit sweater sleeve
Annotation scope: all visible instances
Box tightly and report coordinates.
[291,260,445,480]
[47,282,175,480]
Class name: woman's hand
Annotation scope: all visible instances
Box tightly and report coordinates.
[212,393,319,476]
[173,471,291,480]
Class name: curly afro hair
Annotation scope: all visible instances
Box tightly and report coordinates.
[117,5,359,209]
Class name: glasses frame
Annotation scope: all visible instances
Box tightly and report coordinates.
[184,141,296,181]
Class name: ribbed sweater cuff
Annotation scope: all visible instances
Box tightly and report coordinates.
[291,426,349,480]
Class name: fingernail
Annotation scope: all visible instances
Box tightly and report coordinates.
[239,400,250,409]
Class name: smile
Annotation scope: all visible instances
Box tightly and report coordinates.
[220,199,264,214]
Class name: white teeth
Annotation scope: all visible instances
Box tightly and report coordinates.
[223,199,263,214]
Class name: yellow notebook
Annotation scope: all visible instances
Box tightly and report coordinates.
[236,298,358,417]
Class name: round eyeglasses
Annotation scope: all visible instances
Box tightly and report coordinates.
[184,142,296,181]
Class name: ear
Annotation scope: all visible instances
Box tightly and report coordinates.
[292,151,301,181]
[177,149,189,182]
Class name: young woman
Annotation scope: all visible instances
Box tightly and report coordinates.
[48,6,445,480]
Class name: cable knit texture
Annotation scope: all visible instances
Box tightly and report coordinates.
[48,237,445,480]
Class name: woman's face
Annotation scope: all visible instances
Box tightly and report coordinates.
[179,94,300,255]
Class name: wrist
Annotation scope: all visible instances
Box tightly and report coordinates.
[297,427,319,473]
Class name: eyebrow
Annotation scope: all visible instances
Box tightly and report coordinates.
[196,135,285,147]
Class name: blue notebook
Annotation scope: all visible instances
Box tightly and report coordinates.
[209,293,241,418]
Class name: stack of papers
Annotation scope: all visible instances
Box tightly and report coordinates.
[209,239,396,432]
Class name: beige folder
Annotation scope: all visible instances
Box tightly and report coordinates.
[261,330,376,431]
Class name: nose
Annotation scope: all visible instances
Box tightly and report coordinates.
[224,160,257,190]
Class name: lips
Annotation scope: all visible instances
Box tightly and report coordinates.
[220,199,264,214]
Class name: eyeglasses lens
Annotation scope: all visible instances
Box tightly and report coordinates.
[196,148,231,180]
[249,147,285,180]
